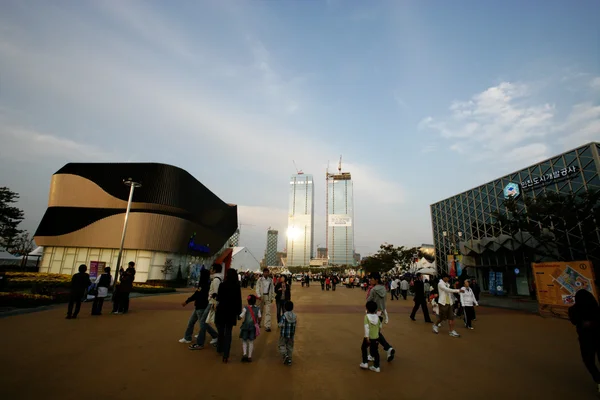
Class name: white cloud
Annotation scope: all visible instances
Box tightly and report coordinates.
[0,1,408,258]
[0,121,112,162]
[557,102,600,147]
[591,77,600,90]
[419,80,599,166]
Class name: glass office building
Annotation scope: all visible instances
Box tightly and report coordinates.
[286,174,314,266]
[327,172,356,266]
[431,142,600,295]
[265,229,279,266]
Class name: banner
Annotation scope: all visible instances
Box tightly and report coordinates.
[447,256,456,277]
[532,261,597,318]
[489,270,496,295]
[89,261,106,281]
[328,214,352,227]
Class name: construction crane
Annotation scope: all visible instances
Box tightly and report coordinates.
[292,160,304,175]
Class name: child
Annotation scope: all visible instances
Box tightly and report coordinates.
[239,294,261,362]
[360,300,381,372]
[278,301,297,366]
[460,279,479,329]
[430,287,443,328]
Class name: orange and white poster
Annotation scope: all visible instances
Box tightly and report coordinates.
[532,261,597,318]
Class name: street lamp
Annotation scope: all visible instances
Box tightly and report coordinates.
[113,178,142,288]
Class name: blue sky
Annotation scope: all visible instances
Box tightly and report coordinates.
[0,0,598,259]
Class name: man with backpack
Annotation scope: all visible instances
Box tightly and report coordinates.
[92,266,113,316]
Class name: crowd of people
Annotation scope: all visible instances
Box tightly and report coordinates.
[65,261,137,319]
[65,261,600,392]
[181,266,297,364]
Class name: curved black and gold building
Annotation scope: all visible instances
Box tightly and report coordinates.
[34,163,237,279]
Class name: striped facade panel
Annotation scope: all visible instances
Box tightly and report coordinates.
[34,162,237,256]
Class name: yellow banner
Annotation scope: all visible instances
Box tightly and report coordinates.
[532,261,597,318]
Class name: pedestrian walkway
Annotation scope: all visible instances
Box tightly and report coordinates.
[479,293,539,313]
[0,285,594,399]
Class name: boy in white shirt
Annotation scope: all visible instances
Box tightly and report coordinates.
[460,279,479,329]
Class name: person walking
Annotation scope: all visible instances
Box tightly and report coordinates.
[360,300,382,373]
[180,268,210,345]
[460,279,479,329]
[194,264,222,349]
[320,275,325,291]
[275,275,291,323]
[113,269,134,314]
[471,278,481,320]
[399,278,410,300]
[256,268,275,332]
[390,277,399,301]
[424,279,431,301]
[239,294,261,362]
[66,264,91,319]
[215,268,243,363]
[91,266,113,316]
[278,301,297,366]
[433,274,464,337]
[569,289,600,395]
[366,272,396,362]
[410,273,433,322]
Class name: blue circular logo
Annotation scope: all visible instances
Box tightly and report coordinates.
[504,182,521,199]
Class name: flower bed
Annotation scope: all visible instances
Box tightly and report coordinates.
[0,292,54,308]
[131,284,176,294]
[5,272,71,290]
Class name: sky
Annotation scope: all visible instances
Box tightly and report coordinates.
[0,0,599,260]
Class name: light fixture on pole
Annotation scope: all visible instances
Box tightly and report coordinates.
[113,178,142,289]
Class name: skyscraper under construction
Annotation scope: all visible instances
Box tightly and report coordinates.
[326,157,356,266]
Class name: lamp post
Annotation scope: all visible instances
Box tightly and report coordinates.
[113,178,142,288]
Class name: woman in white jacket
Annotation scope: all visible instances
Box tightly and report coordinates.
[460,280,479,329]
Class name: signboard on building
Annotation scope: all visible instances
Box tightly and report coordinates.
[328,214,352,227]
[520,166,579,190]
[532,261,597,318]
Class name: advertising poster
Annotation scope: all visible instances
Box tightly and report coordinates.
[532,261,597,318]
[489,271,497,295]
[89,261,106,280]
[447,255,457,277]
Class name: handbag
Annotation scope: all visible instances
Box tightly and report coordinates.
[248,306,260,337]
[206,306,216,325]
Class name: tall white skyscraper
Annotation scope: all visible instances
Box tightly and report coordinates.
[286,173,314,266]
[326,168,355,266]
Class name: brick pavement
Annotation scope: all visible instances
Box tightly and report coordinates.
[0,284,596,399]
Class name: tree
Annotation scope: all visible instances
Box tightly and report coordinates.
[492,190,600,264]
[11,231,34,256]
[0,187,25,252]
[161,259,174,280]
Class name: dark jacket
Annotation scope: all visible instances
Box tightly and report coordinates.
[119,273,134,293]
[275,282,291,302]
[215,280,242,326]
[413,279,426,301]
[71,272,91,294]
[568,291,600,338]
[472,283,481,300]
[185,281,210,310]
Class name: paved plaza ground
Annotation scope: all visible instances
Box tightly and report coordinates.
[0,284,596,399]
